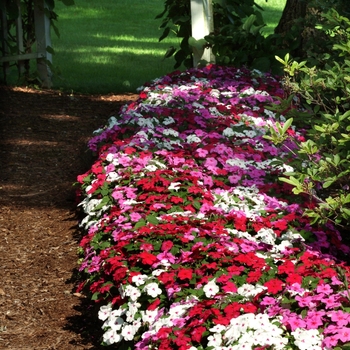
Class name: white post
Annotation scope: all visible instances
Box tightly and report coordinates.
[190,0,215,67]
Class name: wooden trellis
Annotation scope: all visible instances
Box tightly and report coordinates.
[0,0,52,87]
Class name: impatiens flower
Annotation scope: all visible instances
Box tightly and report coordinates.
[264,278,284,294]
[143,283,162,298]
[132,274,148,286]
[77,65,350,349]
[203,279,220,298]
[237,283,267,298]
[291,328,323,350]
[178,268,193,281]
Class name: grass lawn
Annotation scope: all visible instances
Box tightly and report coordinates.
[51,0,285,94]
[255,0,286,35]
[3,0,286,94]
[51,0,181,94]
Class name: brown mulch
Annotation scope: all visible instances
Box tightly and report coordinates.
[0,85,138,350]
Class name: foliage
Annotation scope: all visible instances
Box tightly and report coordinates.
[76,65,350,349]
[157,0,299,73]
[265,9,350,231]
[0,0,74,84]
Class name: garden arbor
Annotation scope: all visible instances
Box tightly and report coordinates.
[0,0,52,87]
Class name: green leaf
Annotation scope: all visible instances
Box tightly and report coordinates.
[163,46,176,59]
[134,219,146,229]
[159,27,171,42]
[323,179,335,188]
[46,45,55,55]
[341,208,350,217]
[242,14,256,32]
[282,118,293,134]
[146,214,159,225]
[91,292,100,300]
[193,200,201,210]
[279,176,301,187]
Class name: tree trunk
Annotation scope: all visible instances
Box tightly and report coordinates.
[275,0,306,35]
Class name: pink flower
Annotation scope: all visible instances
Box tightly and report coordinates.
[328,310,350,327]
[316,283,333,295]
[336,327,350,342]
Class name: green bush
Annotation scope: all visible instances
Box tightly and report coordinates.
[157,0,298,73]
[266,9,350,232]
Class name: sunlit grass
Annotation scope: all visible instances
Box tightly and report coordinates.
[255,0,286,35]
[3,0,285,94]
[50,0,181,94]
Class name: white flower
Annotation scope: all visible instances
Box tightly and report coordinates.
[82,198,102,215]
[203,279,220,298]
[292,328,323,350]
[102,328,122,345]
[152,269,166,276]
[132,274,148,286]
[163,116,175,125]
[105,153,115,162]
[145,164,158,172]
[106,171,121,182]
[168,182,182,191]
[207,333,223,348]
[137,117,156,128]
[163,128,179,137]
[243,129,257,138]
[143,282,162,298]
[256,228,277,245]
[127,301,141,318]
[107,316,124,331]
[121,324,137,341]
[186,134,201,143]
[98,304,112,321]
[169,304,189,319]
[124,285,141,301]
[141,309,158,324]
[209,324,226,333]
[223,127,235,137]
[237,283,266,298]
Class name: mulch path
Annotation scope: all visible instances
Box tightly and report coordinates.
[0,85,138,349]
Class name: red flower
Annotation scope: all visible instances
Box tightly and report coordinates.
[286,273,302,285]
[246,270,262,283]
[178,268,193,281]
[139,252,157,265]
[157,327,172,339]
[148,298,161,311]
[170,196,184,204]
[191,326,206,343]
[264,278,284,294]
[161,240,173,252]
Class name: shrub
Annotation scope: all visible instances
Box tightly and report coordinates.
[266,9,350,232]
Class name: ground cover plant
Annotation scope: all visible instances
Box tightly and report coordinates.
[76,64,350,349]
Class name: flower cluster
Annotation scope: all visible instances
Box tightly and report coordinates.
[76,65,350,349]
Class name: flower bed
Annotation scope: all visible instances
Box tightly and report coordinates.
[76,65,350,350]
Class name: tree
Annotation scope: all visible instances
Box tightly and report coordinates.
[274,0,350,59]
[275,0,306,35]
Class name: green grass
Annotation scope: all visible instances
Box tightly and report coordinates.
[52,0,285,93]
[255,0,286,35]
[50,0,181,94]
[3,0,286,94]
